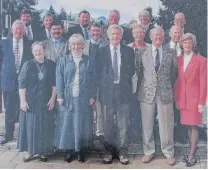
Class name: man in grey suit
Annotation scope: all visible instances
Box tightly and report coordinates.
[42,20,68,63]
[83,22,104,140]
[136,27,177,166]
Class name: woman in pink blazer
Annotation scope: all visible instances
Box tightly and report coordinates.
[174,33,207,167]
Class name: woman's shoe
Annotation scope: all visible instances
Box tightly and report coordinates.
[185,155,197,167]
[76,152,84,163]
[64,153,72,163]
[23,154,33,162]
[40,155,48,162]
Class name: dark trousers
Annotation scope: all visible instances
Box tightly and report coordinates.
[3,89,20,141]
[102,84,129,156]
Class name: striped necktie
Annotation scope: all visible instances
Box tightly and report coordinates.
[14,40,21,73]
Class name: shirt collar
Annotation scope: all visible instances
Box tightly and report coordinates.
[90,38,100,45]
[80,25,89,30]
[110,44,120,51]
[53,38,62,44]
[184,51,193,58]
[13,37,23,44]
[170,41,179,48]
[152,44,162,52]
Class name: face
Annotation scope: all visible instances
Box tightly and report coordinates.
[71,40,84,54]
[133,27,145,42]
[109,11,120,25]
[43,15,53,29]
[90,26,102,41]
[32,45,45,60]
[151,29,164,47]
[109,28,122,46]
[170,26,183,43]
[12,23,25,40]
[79,13,90,27]
[20,14,32,25]
[50,25,63,39]
[174,13,186,27]
[182,39,193,53]
[139,12,150,25]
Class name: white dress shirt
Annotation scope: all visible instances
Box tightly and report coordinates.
[45,28,50,38]
[110,44,121,84]
[183,51,193,71]
[152,45,163,67]
[25,25,33,40]
[13,37,23,63]
[170,41,182,57]
[80,25,90,40]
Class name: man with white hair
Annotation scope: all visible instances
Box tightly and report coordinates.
[98,24,135,165]
[136,27,177,166]
[138,9,155,43]
[0,20,32,144]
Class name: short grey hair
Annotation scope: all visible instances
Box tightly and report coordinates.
[68,34,85,48]
[132,24,146,34]
[150,27,164,38]
[31,41,44,50]
[179,33,197,49]
[139,10,150,17]
[169,25,183,34]
[43,11,54,21]
[107,24,124,38]
[12,19,25,29]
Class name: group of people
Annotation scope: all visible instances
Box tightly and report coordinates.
[0,8,207,167]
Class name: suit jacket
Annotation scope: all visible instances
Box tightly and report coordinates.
[144,24,154,44]
[33,26,49,41]
[66,25,85,39]
[174,54,207,111]
[0,37,32,92]
[98,44,135,107]
[42,37,68,63]
[136,45,178,104]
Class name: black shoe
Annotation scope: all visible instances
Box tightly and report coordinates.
[40,155,48,162]
[185,155,197,167]
[64,153,72,163]
[0,139,9,145]
[76,152,84,163]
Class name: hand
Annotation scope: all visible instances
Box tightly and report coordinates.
[198,104,204,113]
[89,98,95,105]
[20,100,29,112]
[57,98,64,105]
[47,97,55,111]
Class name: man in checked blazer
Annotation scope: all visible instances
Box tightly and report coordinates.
[136,27,178,166]
[42,20,68,63]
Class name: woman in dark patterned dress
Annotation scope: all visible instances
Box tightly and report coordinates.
[17,42,56,162]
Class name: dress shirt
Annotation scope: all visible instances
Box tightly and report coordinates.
[170,41,182,57]
[25,25,33,40]
[45,29,50,38]
[80,25,90,40]
[110,44,121,84]
[90,38,100,45]
[13,38,23,63]
[152,44,163,67]
[140,23,150,32]
[183,51,193,71]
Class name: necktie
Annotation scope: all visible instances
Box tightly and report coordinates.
[14,40,20,73]
[25,26,32,40]
[84,28,89,40]
[135,48,139,53]
[155,48,160,72]
[113,47,119,82]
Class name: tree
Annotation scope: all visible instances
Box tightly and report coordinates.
[156,0,207,57]
[48,5,56,19]
[145,7,156,25]
[58,7,68,21]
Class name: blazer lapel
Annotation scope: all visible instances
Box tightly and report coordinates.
[83,40,90,55]
[145,45,156,75]
[157,46,168,74]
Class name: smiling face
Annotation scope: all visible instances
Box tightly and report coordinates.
[32,44,45,61]
[139,11,150,25]
[43,15,53,29]
[150,28,164,47]
[70,40,84,54]
[90,26,102,41]
[20,13,32,26]
[50,25,63,39]
[12,23,25,40]
[182,39,193,53]
[109,10,120,25]
[174,13,186,27]
[79,12,90,27]
[169,25,183,43]
[108,27,122,46]
[133,27,146,42]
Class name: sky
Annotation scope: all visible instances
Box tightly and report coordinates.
[35,0,162,23]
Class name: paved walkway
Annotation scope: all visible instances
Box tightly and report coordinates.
[0,113,207,169]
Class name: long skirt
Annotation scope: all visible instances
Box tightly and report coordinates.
[53,97,93,152]
[17,107,55,155]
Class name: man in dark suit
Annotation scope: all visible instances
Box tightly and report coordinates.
[0,20,32,145]
[98,24,135,165]
[7,9,36,41]
[100,9,133,46]
[34,12,54,41]
[66,10,90,40]
[138,9,155,44]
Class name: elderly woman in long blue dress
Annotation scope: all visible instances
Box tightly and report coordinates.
[53,34,96,163]
[18,42,56,162]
